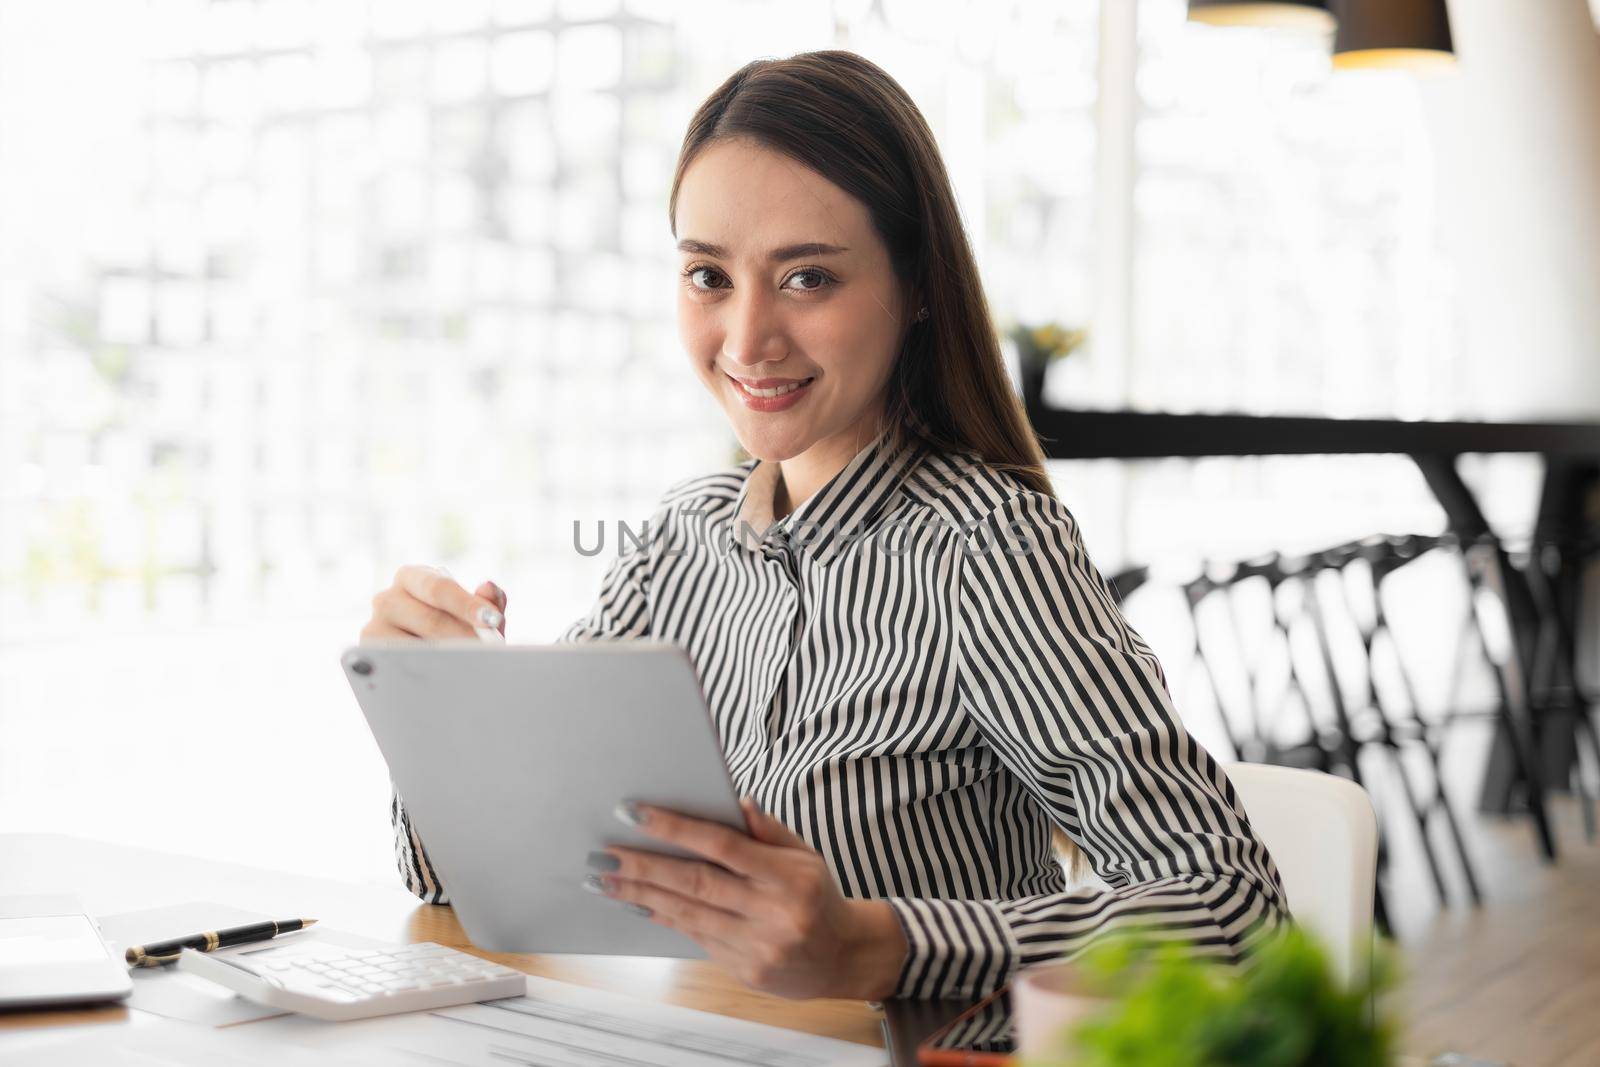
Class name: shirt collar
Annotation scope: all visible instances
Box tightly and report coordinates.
[731,428,927,566]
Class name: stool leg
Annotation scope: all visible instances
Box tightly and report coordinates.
[1465,544,1559,862]
[1525,553,1600,841]
[1183,582,1250,762]
[1367,567,1484,906]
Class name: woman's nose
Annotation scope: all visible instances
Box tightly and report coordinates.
[721,290,786,367]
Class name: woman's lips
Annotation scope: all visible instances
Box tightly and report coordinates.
[727,374,816,412]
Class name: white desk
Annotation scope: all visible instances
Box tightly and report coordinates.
[0,834,886,1052]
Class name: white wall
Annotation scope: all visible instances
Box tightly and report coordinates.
[1425,0,1600,419]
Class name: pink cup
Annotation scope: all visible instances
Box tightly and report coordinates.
[1012,963,1114,1060]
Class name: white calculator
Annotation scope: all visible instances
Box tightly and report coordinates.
[175,940,528,1021]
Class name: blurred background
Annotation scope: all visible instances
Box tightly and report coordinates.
[2,0,1598,983]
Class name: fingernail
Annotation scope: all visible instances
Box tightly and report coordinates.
[586,850,620,872]
[581,874,609,895]
[614,801,646,827]
[478,605,504,629]
[624,903,652,917]
[489,583,506,609]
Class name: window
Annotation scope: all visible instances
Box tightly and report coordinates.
[0,0,1106,882]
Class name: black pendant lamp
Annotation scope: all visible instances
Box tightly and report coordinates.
[1330,0,1455,71]
[1187,1,1335,32]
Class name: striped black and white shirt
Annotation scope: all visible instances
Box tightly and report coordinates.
[392,428,1288,1001]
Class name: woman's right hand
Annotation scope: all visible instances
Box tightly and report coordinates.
[360,564,506,642]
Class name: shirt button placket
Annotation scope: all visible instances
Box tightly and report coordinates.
[760,535,803,740]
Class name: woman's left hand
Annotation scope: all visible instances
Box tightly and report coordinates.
[587,798,909,1001]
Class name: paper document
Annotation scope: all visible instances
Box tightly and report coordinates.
[10,1015,392,1066]
[11,975,885,1066]
[261,974,888,1066]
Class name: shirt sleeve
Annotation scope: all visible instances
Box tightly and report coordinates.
[392,497,667,902]
[392,782,450,903]
[882,489,1289,1000]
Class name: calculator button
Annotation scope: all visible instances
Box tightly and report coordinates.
[316,979,361,998]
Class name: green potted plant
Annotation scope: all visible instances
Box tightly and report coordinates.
[1006,321,1087,406]
[1024,926,1399,1067]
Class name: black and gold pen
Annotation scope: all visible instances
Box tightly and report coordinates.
[124,918,318,968]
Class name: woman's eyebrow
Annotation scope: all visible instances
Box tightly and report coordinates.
[676,239,850,262]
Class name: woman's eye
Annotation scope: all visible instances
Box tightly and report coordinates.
[680,265,834,293]
[785,269,830,292]
[684,266,727,290]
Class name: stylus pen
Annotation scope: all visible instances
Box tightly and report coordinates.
[124,918,317,968]
[475,625,505,643]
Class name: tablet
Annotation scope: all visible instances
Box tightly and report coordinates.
[340,639,749,958]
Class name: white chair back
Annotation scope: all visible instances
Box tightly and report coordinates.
[1225,762,1378,985]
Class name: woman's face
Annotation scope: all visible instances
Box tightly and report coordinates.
[673,138,913,465]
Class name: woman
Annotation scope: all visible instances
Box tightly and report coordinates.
[361,50,1287,1004]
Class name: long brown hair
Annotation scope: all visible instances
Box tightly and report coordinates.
[667,49,1054,501]
[669,50,1088,875]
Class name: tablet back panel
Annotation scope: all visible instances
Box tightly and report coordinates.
[341,640,745,957]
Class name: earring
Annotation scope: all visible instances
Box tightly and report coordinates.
[914,306,929,322]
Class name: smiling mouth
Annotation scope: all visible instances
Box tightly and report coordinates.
[728,375,816,398]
